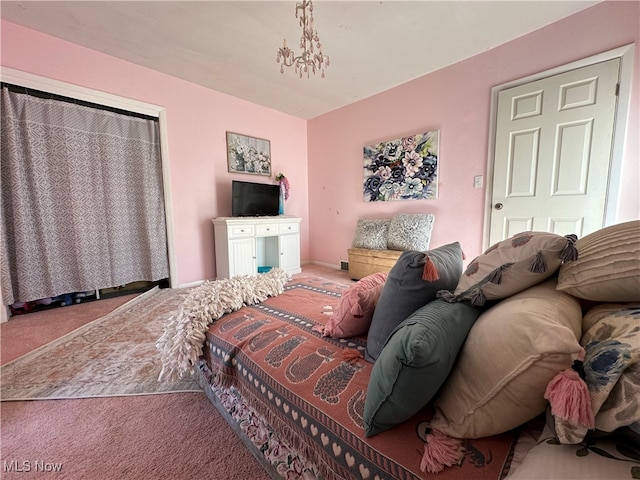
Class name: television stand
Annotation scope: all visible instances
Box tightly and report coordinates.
[212,216,302,279]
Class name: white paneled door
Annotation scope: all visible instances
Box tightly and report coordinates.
[489,58,620,246]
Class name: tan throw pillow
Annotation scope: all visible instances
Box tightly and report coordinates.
[556,220,640,302]
[429,279,582,439]
[439,231,577,306]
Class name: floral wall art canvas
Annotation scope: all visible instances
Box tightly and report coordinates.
[363,131,439,202]
[226,132,271,176]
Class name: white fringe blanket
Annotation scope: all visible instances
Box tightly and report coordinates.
[156,268,291,381]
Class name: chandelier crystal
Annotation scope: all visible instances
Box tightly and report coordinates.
[276,0,330,78]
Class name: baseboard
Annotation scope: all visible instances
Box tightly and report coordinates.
[177,279,207,289]
[305,260,342,270]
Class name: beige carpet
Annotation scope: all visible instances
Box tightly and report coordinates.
[1,287,201,401]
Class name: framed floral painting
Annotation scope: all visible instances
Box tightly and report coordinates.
[363,131,439,201]
[226,132,271,176]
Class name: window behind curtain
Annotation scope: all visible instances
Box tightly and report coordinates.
[0,85,169,306]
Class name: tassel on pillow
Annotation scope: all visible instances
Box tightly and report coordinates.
[342,348,363,362]
[437,290,457,303]
[469,288,486,306]
[422,254,440,281]
[544,348,594,430]
[528,250,547,273]
[420,429,463,474]
[486,268,502,284]
[559,234,579,263]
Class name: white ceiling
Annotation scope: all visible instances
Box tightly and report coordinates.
[1,1,599,119]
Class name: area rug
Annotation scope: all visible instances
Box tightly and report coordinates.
[1,287,201,401]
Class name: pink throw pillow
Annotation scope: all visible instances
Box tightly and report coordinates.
[324,272,387,338]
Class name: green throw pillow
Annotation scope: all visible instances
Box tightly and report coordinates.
[363,299,481,437]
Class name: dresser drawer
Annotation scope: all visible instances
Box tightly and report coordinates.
[228,224,255,238]
[256,223,279,236]
[279,222,299,234]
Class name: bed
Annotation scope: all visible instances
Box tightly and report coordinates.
[158,220,640,479]
[195,274,525,480]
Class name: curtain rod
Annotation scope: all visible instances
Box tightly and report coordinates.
[1,82,157,122]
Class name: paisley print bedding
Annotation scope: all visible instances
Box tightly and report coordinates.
[199,275,521,480]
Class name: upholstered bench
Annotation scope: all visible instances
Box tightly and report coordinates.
[347,213,435,280]
[348,248,403,280]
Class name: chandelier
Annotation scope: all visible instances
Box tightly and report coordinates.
[276,0,330,78]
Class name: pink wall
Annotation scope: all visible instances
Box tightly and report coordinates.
[1,20,309,286]
[308,1,639,267]
[2,1,638,286]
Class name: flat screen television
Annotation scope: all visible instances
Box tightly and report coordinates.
[231,180,280,217]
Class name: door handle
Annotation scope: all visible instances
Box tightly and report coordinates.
[494,203,504,210]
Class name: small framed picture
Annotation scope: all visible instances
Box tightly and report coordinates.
[226,132,271,176]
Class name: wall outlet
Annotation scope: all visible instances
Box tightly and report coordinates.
[340,261,349,271]
[474,175,484,188]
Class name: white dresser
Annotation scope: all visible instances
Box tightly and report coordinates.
[212,216,302,278]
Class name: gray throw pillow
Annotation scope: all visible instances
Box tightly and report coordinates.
[363,299,481,437]
[387,213,435,251]
[351,218,390,250]
[365,242,464,362]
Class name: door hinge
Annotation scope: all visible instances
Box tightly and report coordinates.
[615,83,620,96]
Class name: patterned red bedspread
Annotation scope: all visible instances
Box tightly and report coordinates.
[202,275,517,480]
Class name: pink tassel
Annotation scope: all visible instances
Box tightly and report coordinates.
[420,429,463,473]
[342,348,363,362]
[544,350,594,430]
[422,255,440,281]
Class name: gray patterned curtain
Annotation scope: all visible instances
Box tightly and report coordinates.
[1,86,169,306]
